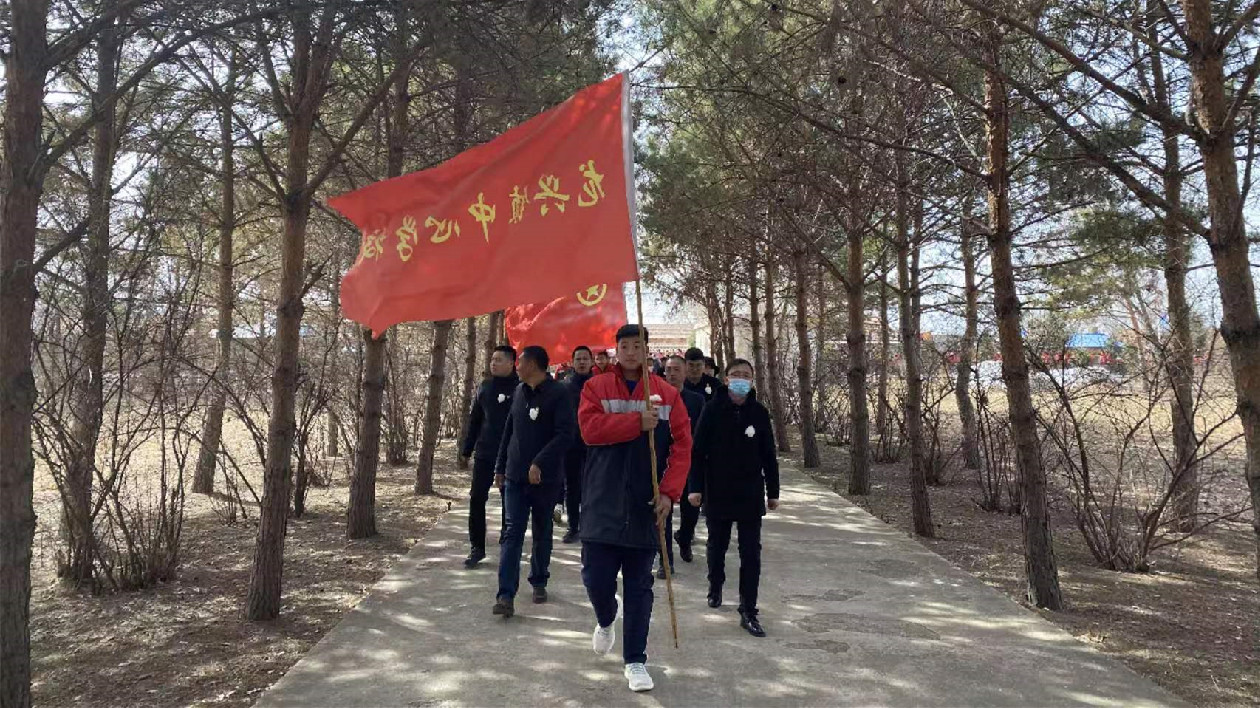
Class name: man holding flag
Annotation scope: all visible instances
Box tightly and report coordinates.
[578,325,691,693]
[329,71,660,684]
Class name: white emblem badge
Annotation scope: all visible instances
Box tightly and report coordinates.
[745,425,756,438]
[650,394,662,403]
[497,393,507,403]
[705,385,713,395]
[529,407,540,421]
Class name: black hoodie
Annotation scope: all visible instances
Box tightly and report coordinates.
[688,388,779,520]
[460,372,520,461]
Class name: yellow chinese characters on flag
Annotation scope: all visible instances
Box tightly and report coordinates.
[330,73,639,334]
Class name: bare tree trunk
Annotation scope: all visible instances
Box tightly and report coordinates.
[349,327,386,539]
[246,142,315,620]
[1136,9,1196,532]
[1,2,50,703]
[415,320,453,495]
[814,261,827,432]
[483,311,502,374]
[457,317,478,435]
[63,8,122,583]
[195,48,239,495]
[897,155,932,537]
[326,410,339,457]
[722,266,737,365]
[764,255,792,452]
[1181,0,1260,578]
[350,15,410,537]
[984,53,1062,609]
[385,340,409,464]
[955,214,982,470]
[1162,133,1199,531]
[413,50,472,496]
[705,280,723,361]
[794,249,820,467]
[246,9,331,621]
[748,256,767,395]
[846,222,871,495]
[875,256,891,459]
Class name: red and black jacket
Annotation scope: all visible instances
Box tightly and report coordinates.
[577,364,692,550]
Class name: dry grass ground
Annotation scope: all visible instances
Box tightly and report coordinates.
[29,425,464,708]
[806,435,1259,706]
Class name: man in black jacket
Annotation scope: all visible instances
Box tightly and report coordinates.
[688,358,780,638]
[660,355,705,576]
[560,345,596,543]
[683,347,724,401]
[676,347,723,562]
[459,345,518,568]
[492,346,576,617]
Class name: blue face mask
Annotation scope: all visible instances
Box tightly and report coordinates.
[728,378,752,397]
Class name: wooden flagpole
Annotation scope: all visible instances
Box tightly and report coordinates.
[633,279,680,649]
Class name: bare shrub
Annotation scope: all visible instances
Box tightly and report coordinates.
[974,382,1021,514]
[32,215,209,590]
[1033,336,1247,572]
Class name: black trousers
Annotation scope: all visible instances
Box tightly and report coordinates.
[563,448,585,531]
[468,456,503,550]
[705,516,762,615]
[676,497,701,545]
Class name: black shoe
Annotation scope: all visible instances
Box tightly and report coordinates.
[740,611,765,637]
[562,529,579,544]
[493,596,515,618]
[656,566,667,580]
[464,547,485,568]
[676,532,693,563]
[707,590,722,608]
[532,586,548,604]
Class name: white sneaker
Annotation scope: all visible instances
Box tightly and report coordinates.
[624,663,654,692]
[592,595,620,655]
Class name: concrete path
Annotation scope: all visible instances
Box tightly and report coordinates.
[258,461,1180,707]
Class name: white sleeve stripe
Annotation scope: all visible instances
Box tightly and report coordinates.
[599,399,673,419]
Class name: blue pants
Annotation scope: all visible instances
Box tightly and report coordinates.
[497,481,558,600]
[582,541,656,665]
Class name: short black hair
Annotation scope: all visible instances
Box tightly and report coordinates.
[494,345,517,362]
[595,350,609,359]
[704,356,718,370]
[520,345,549,371]
[615,324,648,344]
[684,347,705,361]
[572,345,592,359]
[726,358,754,374]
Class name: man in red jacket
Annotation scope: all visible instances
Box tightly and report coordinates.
[577,324,691,693]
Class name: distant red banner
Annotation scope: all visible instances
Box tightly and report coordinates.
[330,73,639,334]
[505,283,628,363]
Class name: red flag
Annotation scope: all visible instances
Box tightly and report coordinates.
[505,283,628,363]
[330,74,638,333]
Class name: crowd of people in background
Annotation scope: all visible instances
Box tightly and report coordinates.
[553,348,721,382]
[457,328,780,693]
